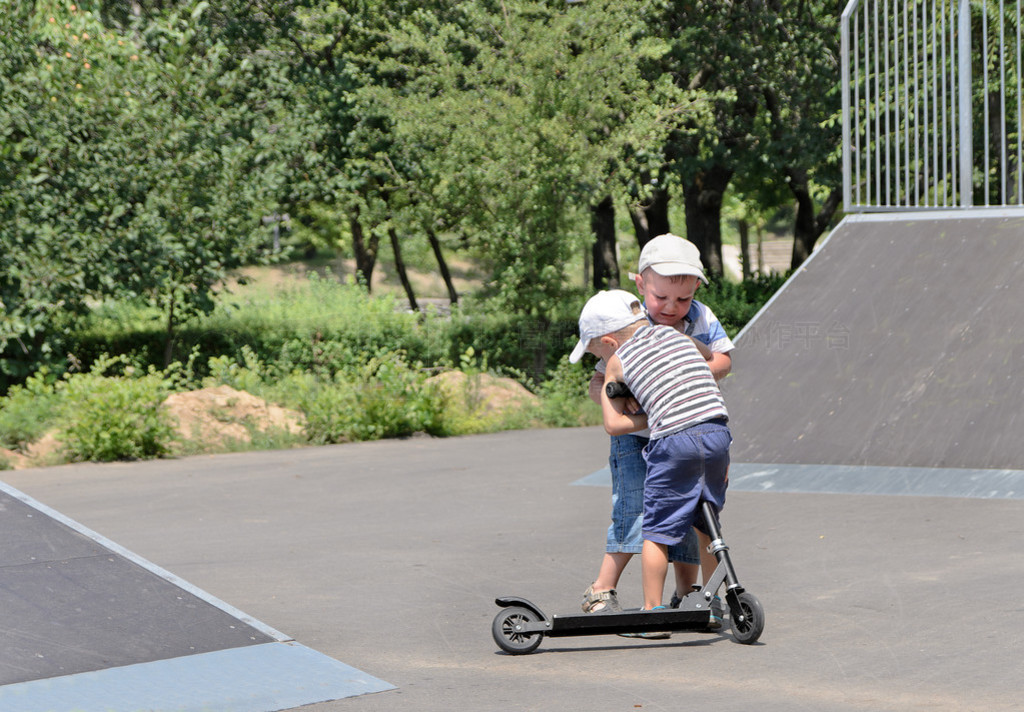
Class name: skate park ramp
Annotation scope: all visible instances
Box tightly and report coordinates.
[716,211,1024,497]
[0,480,393,711]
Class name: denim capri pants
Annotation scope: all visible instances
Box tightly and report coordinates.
[642,420,731,547]
[607,434,699,564]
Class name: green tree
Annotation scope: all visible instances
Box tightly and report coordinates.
[757,0,843,269]
[637,0,842,275]
[364,0,703,313]
[0,0,293,383]
[641,0,775,277]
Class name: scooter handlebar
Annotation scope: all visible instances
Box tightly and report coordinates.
[605,381,634,400]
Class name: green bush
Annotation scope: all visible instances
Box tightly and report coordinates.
[297,351,445,444]
[69,275,439,381]
[0,368,60,450]
[698,273,789,337]
[437,299,581,382]
[532,356,602,428]
[66,278,585,390]
[0,265,787,465]
[58,358,177,462]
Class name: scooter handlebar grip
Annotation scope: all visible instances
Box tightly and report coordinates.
[605,381,633,400]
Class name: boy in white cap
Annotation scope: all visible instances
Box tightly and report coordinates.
[571,289,731,613]
[575,234,733,632]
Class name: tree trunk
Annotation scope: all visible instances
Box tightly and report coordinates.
[590,195,619,289]
[628,184,671,250]
[388,228,419,312]
[426,228,458,306]
[789,174,841,271]
[162,291,176,368]
[682,165,733,278]
[350,214,379,292]
[737,218,752,281]
[757,223,765,275]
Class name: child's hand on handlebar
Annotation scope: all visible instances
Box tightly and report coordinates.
[605,381,641,415]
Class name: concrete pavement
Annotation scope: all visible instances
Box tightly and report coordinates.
[3,427,1022,711]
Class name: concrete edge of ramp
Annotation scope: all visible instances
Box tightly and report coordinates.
[575,462,1024,499]
[0,480,397,710]
[0,642,395,712]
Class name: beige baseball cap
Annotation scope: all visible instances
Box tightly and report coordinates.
[637,233,707,284]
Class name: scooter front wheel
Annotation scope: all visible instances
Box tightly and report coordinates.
[492,606,544,654]
[729,591,765,645]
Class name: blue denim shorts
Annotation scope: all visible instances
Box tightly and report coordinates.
[607,434,698,563]
[642,420,731,547]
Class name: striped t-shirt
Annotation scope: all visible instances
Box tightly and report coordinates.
[617,324,728,440]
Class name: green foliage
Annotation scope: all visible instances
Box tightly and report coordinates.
[1,0,810,464]
[532,357,603,428]
[0,368,60,451]
[0,0,297,383]
[69,273,587,386]
[698,272,790,337]
[57,357,176,462]
[69,274,429,378]
[296,352,444,444]
[364,0,706,314]
[0,263,783,464]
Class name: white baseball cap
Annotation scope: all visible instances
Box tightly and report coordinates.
[637,233,707,284]
[569,290,645,363]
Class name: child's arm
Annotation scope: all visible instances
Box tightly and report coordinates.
[689,335,713,361]
[601,356,648,436]
[588,370,604,405]
[706,350,732,381]
[691,303,734,380]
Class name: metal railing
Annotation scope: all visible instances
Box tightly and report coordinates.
[842,0,1024,210]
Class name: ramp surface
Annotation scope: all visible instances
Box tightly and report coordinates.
[0,489,274,684]
[721,211,1024,470]
[0,481,393,710]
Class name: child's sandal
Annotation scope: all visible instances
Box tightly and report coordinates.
[581,585,621,613]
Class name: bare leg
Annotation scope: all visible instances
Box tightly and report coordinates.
[698,530,717,587]
[592,552,633,592]
[641,540,669,609]
[671,562,699,601]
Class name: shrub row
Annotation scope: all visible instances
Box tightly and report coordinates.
[0,271,784,464]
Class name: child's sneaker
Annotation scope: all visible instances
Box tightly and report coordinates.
[618,606,671,639]
[581,586,621,613]
[669,591,723,631]
[707,596,723,630]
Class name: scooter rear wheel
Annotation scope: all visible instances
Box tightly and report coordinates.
[730,591,765,644]
[492,606,544,654]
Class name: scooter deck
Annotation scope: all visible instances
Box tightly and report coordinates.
[495,596,713,638]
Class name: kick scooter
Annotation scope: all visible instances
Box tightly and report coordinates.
[491,382,765,655]
[491,500,764,654]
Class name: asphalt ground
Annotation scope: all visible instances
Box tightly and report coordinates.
[3,427,1022,712]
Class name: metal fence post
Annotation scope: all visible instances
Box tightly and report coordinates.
[842,3,854,211]
[958,0,973,206]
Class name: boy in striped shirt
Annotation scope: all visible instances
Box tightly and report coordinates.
[573,289,731,612]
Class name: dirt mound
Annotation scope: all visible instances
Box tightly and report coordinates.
[163,385,305,451]
[425,370,539,417]
[0,447,25,470]
[1,431,63,470]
